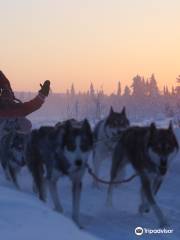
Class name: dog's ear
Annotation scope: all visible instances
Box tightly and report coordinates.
[150,122,156,134]
[55,121,61,129]
[82,119,91,133]
[109,106,114,115]
[61,120,72,147]
[168,121,173,132]
[82,119,93,146]
[65,120,72,133]
[121,106,126,115]
[145,123,156,145]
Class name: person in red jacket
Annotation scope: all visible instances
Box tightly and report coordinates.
[0,70,50,132]
[0,70,50,117]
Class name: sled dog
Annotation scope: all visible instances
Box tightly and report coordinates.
[26,119,93,227]
[107,122,179,227]
[0,120,27,188]
[92,106,130,186]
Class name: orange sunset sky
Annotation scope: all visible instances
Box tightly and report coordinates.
[0,0,180,94]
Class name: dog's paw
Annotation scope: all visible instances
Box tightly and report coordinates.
[54,207,63,214]
[72,217,84,229]
[159,220,169,229]
[78,223,84,230]
[139,204,150,214]
[14,184,21,191]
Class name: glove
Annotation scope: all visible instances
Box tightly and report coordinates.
[39,80,50,97]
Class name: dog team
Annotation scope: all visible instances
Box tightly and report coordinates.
[0,107,179,229]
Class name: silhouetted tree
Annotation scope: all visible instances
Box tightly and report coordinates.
[93,90,104,120]
[123,86,131,97]
[75,100,79,119]
[148,74,159,97]
[71,83,75,96]
[163,85,169,96]
[117,81,121,96]
[131,75,146,97]
[90,83,95,97]
[175,75,180,95]
[172,86,176,96]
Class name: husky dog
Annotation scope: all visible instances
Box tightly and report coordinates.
[107,122,179,227]
[26,119,93,227]
[26,125,68,201]
[0,123,27,189]
[92,106,130,186]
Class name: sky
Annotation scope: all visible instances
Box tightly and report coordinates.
[0,0,180,94]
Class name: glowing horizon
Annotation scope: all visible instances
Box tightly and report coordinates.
[0,0,179,94]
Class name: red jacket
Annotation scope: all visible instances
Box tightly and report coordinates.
[0,71,45,118]
[0,94,45,117]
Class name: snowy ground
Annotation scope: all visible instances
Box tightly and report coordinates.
[0,119,180,240]
[0,185,99,240]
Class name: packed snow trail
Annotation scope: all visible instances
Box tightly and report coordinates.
[0,185,100,240]
[0,121,179,240]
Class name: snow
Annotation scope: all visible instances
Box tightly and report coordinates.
[0,119,180,240]
[0,185,99,240]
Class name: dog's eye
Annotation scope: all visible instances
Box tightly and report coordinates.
[67,143,76,151]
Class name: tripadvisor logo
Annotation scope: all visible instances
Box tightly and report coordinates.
[134,226,174,236]
[135,227,144,236]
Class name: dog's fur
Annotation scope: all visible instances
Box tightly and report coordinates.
[92,107,130,186]
[26,119,93,227]
[107,122,179,227]
[0,122,27,188]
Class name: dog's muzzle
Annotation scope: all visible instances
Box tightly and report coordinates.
[159,158,167,176]
[75,159,83,167]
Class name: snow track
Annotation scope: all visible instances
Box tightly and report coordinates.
[0,123,179,240]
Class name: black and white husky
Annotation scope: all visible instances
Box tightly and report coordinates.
[0,120,27,189]
[107,122,179,227]
[92,107,130,186]
[26,119,93,227]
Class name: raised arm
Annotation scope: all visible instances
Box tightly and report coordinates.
[0,80,50,117]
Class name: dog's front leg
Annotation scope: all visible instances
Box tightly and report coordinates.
[139,187,151,214]
[1,160,11,181]
[92,149,103,188]
[139,172,154,214]
[153,175,163,195]
[140,173,168,227]
[107,146,125,207]
[48,179,63,213]
[139,174,164,214]
[8,165,20,190]
[72,179,82,228]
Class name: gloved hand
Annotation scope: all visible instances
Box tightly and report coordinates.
[39,80,50,97]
